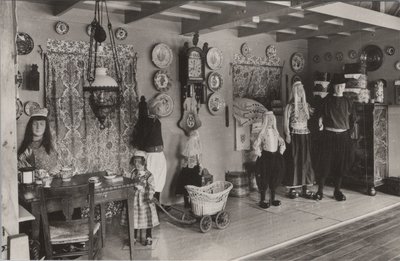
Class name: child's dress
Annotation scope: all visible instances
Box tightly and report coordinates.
[130,169,159,229]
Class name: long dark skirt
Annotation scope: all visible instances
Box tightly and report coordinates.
[318,130,351,179]
[283,133,315,187]
[255,151,285,192]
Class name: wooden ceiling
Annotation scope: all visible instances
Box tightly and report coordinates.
[35,1,400,41]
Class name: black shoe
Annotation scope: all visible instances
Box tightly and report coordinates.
[334,190,346,201]
[271,200,281,206]
[313,191,323,200]
[301,190,317,200]
[288,189,299,199]
[259,201,270,209]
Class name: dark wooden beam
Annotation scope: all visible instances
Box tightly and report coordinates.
[125,0,189,24]
[181,1,292,35]
[238,12,333,37]
[53,0,81,16]
[276,20,374,42]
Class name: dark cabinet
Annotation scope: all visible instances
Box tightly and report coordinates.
[345,103,388,195]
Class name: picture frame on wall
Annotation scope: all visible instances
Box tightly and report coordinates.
[395,85,400,105]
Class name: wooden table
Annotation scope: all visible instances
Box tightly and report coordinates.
[19,172,136,260]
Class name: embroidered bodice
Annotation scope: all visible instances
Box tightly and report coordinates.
[288,103,310,134]
[18,141,60,175]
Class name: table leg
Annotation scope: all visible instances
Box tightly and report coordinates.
[127,191,135,260]
[31,202,41,242]
[100,203,106,248]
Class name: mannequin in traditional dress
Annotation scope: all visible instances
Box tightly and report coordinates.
[18,108,60,176]
[253,111,286,209]
[283,81,315,199]
[314,73,355,201]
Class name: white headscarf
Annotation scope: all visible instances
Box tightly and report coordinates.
[289,81,309,120]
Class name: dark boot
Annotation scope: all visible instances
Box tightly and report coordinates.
[259,190,270,209]
[270,190,281,206]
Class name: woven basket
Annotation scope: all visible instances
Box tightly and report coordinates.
[185,181,233,216]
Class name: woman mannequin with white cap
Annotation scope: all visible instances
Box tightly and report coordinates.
[253,111,286,208]
[18,108,60,175]
[283,81,315,199]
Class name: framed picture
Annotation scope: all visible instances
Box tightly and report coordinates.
[395,85,400,105]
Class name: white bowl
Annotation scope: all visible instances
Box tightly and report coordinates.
[104,175,116,180]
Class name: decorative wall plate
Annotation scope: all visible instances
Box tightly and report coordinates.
[153,70,171,92]
[86,24,93,36]
[361,45,383,71]
[241,43,251,57]
[16,32,34,55]
[348,50,358,59]
[313,55,320,63]
[292,75,302,85]
[152,43,173,69]
[16,98,23,120]
[115,27,127,40]
[152,93,174,117]
[395,61,400,71]
[290,52,305,73]
[266,45,277,58]
[206,47,223,70]
[386,46,395,56]
[335,52,344,61]
[208,92,225,115]
[55,21,69,35]
[24,101,40,116]
[324,52,332,62]
[207,72,223,92]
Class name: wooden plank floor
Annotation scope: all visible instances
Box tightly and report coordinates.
[90,185,400,260]
[252,204,400,261]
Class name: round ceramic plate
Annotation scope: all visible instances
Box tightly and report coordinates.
[290,52,305,73]
[362,45,383,71]
[16,32,34,55]
[152,93,174,117]
[115,27,127,40]
[313,55,320,63]
[86,24,93,36]
[206,47,223,70]
[24,101,40,116]
[152,43,173,69]
[16,98,23,119]
[266,45,277,58]
[207,72,223,92]
[395,61,400,71]
[153,70,171,92]
[386,46,395,56]
[348,50,358,59]
[208,92,225,115]
[335,52,343,61]
[241,43,251,57]
[324,52,332,61]
[55,21,69,35]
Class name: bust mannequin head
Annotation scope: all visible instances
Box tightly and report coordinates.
[333,83,346,97]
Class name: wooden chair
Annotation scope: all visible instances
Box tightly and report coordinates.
[39,182,101,260]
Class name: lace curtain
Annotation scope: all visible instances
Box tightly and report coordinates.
[45,39,139,175]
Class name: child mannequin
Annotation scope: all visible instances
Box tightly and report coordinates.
[129,150,159,246]
[253,111,286,208]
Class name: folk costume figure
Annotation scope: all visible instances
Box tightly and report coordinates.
[129,150,159,246]
[283,81,315,199]
[315,73,355,201]
[176,130,203,208]
[253,111,286,209]
[132,95,167,202]
[18,108,60,176]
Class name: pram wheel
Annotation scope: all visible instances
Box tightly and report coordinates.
[215,211,230,229]
[199,215,212,233]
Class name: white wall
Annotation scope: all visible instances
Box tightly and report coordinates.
[16,2,307,204]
